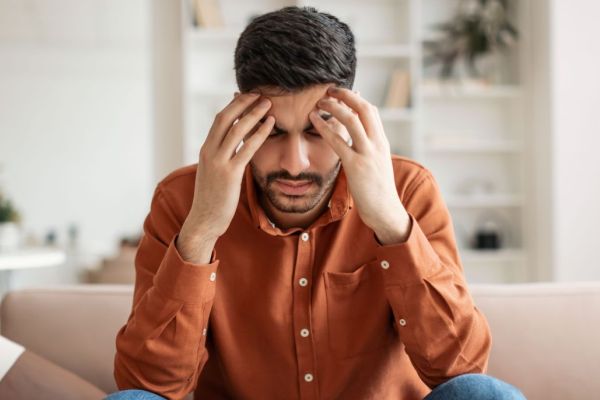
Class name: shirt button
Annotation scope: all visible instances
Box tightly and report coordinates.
[399,318,407,326]
[300,328,310,337]
[304,373,313,382]
[209,272,217,281]
[299,278,308,287]
[202,328,207,336]
[380,260,390,269]
[301,232,310,241]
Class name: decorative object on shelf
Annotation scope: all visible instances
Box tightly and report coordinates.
[423,0,518,82]
[0,192,22,252]
[192,0,224,28]
[67,223,79,248]
[456,177,495,197]
[44,229,57,246]
[474,219,501,249]
[471,211,510,250]
[384,68,411,109]
[86,233,141,284]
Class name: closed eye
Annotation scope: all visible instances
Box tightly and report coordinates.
[267,130,322,139]
[262,113,331,139]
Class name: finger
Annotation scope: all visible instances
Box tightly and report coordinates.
[309,111,353,161]
[220,97,272,157]
[316,98,369,152]
[326,87,379,138]
[233,115,275,166]
[204,92,261,151]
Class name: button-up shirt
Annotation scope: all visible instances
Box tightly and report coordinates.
[114,155,492,400]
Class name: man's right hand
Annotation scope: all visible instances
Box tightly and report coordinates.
[177,92,274,264]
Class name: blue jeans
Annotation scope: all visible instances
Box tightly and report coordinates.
[105,373,526,399]
[424,373,526,399]
[104,390,166,400]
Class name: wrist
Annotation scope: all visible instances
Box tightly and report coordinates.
[373,206,411,246]
[177,215,220,265]
[180,211,220,242]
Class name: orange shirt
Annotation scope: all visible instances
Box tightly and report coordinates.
[114,155,492,400]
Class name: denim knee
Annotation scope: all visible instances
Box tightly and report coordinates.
[424,373,526,400]
[104,389,167,400]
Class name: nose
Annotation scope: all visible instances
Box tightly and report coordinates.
[279,135,310,177]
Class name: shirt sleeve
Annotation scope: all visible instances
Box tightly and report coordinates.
[375,171,492,388]
[113,185,219,400]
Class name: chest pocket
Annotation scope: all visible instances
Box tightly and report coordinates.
[324,261,396,359]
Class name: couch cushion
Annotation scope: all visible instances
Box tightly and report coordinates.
[471,281,600,400]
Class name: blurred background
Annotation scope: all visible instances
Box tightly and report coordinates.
[0,0,599,297]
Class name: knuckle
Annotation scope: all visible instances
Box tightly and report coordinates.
[358,100,370,113]
[214,111,225,124]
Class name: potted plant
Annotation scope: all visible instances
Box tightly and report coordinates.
[423,0,519,83]
[0,192,22,251]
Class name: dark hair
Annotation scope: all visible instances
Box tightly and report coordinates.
[234,6,356,94]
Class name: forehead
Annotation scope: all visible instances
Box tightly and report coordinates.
[259,84,334,130]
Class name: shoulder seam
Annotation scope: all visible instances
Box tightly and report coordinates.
[403,170,433,204]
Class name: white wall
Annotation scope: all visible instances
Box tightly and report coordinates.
[550,1,600,281]
[0,0,153,264]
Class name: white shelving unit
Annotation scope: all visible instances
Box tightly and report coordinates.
[179,0,535,283]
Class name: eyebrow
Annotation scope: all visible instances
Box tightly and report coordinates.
[259,113,333,134]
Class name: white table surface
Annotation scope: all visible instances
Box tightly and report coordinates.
[0,247,66,271]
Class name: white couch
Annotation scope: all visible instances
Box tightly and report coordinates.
[2,282,600,399]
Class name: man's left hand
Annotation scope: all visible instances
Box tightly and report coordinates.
[309,86,412,245]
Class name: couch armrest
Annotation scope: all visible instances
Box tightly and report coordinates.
[0,284,133,394]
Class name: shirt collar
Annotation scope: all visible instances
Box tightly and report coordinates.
[243,164,354,236]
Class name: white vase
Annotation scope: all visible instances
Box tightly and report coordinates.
[0,222,21,251]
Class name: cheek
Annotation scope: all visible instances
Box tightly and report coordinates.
[250,139,276,166]
[308,140,339,167]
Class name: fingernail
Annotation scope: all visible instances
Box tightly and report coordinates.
[327,86,338,94]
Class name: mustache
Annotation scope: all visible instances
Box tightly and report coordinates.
[266,170,323,186]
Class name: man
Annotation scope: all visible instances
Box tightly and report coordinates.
[109,6,525,400]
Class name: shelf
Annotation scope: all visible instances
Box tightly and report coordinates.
[188,28,240,42]
[459,248,526,263]
[357,44,414,58]
[424,139,523,153]
[445,194,523,208]
[378,107,413,122]
[188,86,236,98]
[421,82,522,99]
[188,31,415,59]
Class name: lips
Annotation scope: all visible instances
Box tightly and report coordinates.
[275,180,313,195]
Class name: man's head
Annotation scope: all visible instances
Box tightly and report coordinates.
[234,6,356,93]
[233,7,356,220]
